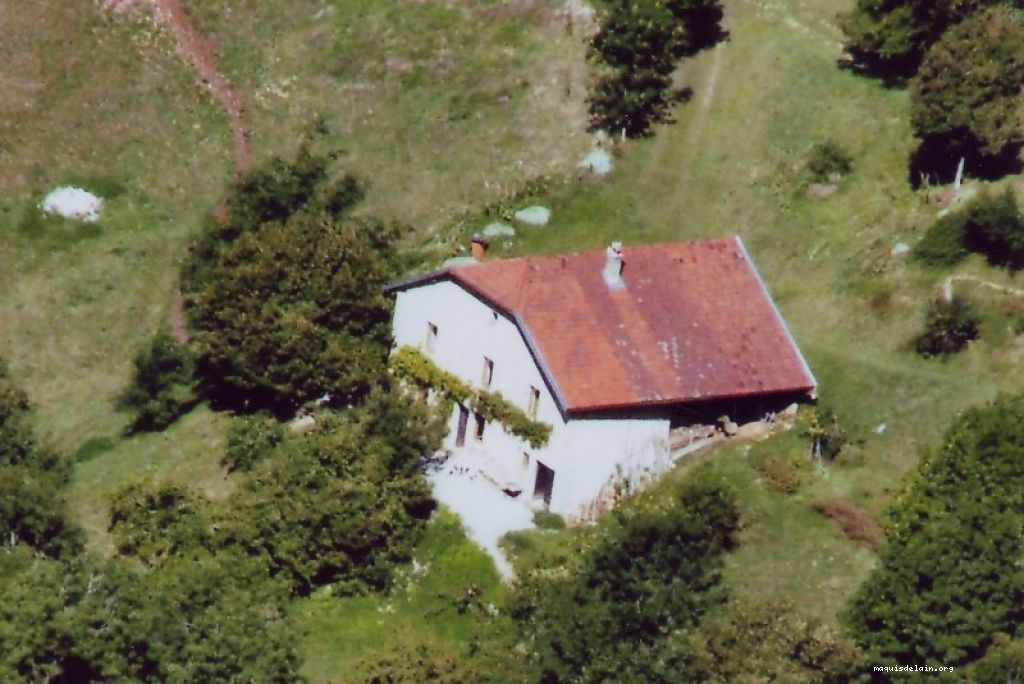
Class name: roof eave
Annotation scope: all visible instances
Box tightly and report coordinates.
[383,267,452,295]
[564,384,817,416]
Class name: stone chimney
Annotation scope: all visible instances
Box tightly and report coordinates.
[471,234,489,261]
[602,241,625,290]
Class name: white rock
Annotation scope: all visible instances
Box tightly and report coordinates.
[890,242,910,257]
[579,149,612,176]
[289,414,316,434]
[41,187,103,222]
[513,206,551,226]
[482,222,516,238]
[874,422,887,434]
[562,0,595,23]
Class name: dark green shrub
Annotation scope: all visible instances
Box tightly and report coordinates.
[532,510,566,530]
[914,294,981,357]
[914,191,1024,267]
[510,478,739,681]
[222,414,285,473]
[0,361,37,469]
[806,140,853,183]
[223,388,444,596]
[0,550,301,682]
[109,482,214,564]
[912,211,969,266]
[962,189,1024,268]
[840,0,1013,80]
[911,7,1024,161]
[970,634,1024,683]
[119,329,197,432]
[845,393,1024,667]
[0,359,80,558]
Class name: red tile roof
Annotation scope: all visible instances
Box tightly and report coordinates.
[388,237,816,414]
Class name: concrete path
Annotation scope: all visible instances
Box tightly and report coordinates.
[428,454,535,581]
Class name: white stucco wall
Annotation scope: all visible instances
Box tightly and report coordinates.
[392,280,672,521]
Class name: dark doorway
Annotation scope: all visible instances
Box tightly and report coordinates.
[455,404,469,447]
[534,461,555,507]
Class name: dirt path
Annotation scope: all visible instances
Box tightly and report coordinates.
[942,275,1024,301]
[149,0,253,177]
[149,0,250,341]
[106,0,254,339]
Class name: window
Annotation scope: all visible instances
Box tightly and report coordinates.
[527,386,540,419]
[455,404,469,447]
[425,322,438,353]
[474,413,486,441]
[534,461,555,507]
[482,357,494,387]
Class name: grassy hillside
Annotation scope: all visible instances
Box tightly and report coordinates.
[4,0,1023,678]
[183,0,593,225]
[0,2,230,452]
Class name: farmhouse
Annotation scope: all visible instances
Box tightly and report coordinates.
[386,237,816,522]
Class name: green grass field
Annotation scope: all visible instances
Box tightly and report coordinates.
[4,0,1023,676]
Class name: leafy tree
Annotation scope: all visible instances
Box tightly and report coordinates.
[0,359,80,557]
[839,0,1015,80]
[223,387,443,595]
[119,329,197,433]
[0,549,301,682]
[910,7,1024,168]
[914,294,980,357]
[181,148,361,294]
[191,203,405,415]
[510,478,739,681]
[970,634,1024,683]
[589,0,725,137]
[846,393,1024,667]
[805,140,853,183]
[848,509,1023,667]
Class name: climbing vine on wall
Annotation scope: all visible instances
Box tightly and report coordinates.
[389,346,552,448]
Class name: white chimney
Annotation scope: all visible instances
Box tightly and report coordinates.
[602,241,625,290]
